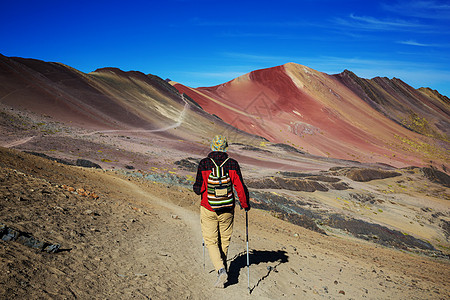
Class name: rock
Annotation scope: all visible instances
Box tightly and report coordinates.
[271,143,305,154]
[76,188,87,196]
[339,290,345,295]
[0,223,61,253]
[241,145,271,153]
[89,192,99,199]
[25,151,74,166]
[421,167,450,187]
[44,244,61,253]
[76,159,102,169]
[247,176,329,192]
[174,158,199,172]
[344,168,401,182]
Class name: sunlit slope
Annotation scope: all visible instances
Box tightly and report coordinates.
[0,55,148,129]
[173,63,449,168]
[0,54,258,144]
[334,70,450,141]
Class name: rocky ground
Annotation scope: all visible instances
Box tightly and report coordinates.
[1,103,449,299]
[1,147,449,299]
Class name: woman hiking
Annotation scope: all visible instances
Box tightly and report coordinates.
[193,135,250,288]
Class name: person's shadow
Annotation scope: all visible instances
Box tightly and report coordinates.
[226,249,289,292]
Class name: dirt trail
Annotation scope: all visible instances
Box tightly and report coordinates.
[1,136,35,148]
[1,148,449,299]
[108,175,259,299]
[101,174,450,299]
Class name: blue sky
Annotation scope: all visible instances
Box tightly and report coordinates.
[1,0,450,96]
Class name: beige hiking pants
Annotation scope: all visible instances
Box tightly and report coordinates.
[200,206,234,272]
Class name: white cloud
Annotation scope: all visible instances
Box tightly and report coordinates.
[382,0,450,20]
[398,40,434,47]
[334,14,430,31]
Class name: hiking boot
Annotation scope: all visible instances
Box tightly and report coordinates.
[214,268,228,288]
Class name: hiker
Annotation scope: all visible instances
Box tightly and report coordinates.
[193,135,250,288]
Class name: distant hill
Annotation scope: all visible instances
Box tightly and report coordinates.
[333,70,449,141]
[0,54,259,144]
[0,54,448,168]
[172,63,449,168]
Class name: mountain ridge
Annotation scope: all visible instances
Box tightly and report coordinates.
[0,54,448,169]
[0,54,260,146]
[173,62,449,168]
[1,55,450,299]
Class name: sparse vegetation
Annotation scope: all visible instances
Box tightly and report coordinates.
[401,112,448,142]
[392,134,449,161]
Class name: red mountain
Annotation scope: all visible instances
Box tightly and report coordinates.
[172,63,449,168]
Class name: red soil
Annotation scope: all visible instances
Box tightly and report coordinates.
[174,64,447,168]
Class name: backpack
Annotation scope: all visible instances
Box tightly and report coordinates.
[207,157,234,211]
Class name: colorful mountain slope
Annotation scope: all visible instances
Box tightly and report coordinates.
[0,54,258,144]
[172,63,449,168]
[333,70,450,141]
[1,54,447,168]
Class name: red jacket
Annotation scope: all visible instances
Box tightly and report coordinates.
[193,151,249,211]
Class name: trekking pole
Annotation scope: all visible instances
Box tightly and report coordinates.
[246,210,250,294]
[202,238,205,270]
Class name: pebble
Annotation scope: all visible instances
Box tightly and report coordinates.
[339,290,345,295]
[265,266,278,273]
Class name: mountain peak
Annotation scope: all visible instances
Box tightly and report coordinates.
[173,62,449,168]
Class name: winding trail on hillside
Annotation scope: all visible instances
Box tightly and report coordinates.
[1,136,36,148]
[0,84,32,102]
[82,96,190,136]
